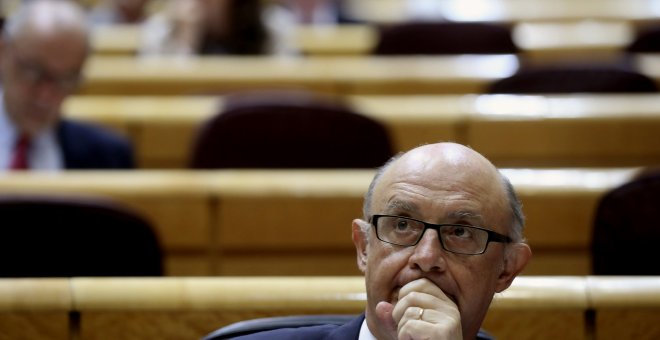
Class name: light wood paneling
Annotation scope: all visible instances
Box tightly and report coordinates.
[65,94,660,169]
[1,276,657,340]
[78,55,519,96]
[0,168,638,276]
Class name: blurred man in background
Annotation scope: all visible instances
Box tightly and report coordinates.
[0,0,134,171]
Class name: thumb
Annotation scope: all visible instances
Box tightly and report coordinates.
[375,301,397,338]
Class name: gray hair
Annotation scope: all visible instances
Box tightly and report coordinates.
[500,172,525,242]
[362,153,402,221]
[3,0,90,45]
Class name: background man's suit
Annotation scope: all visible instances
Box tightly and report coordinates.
[58,119,134,169]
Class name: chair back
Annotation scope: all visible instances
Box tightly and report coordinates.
[488,65,658,94]
[0,194,163,277]
[591,173,660,275]
[372,22,518,55]
[202,315,357,339]
[627,25,660,52]
[189,91,393,169]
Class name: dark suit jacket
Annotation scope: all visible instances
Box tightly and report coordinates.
[57,119,135,169]
[230,314,495,340]
[232,314,364,340]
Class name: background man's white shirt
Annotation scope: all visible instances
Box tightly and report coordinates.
[0,93,63,171]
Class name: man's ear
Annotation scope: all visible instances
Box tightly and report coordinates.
[495,243,532,292]
[352,219,369,273]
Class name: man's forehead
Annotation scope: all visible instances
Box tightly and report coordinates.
[372,146,504,203]
[382,199,488,227]
[379,150,471,187]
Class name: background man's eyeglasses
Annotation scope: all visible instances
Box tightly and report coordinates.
[11,50,80,92]
[370,214,512,255]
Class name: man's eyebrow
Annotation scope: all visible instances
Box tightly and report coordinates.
[384,199,418,213]
[448,211,485,224]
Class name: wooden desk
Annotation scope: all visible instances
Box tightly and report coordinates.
[78,55,520,95]
[344,0,660,24]
[466,94,660,167]
[77,52,660,95]
[0,168,638,276]
[63,95,465,168]
[64,96,223,168]
[588,276,660,339]
[72,276,588,340]
[514,21,632,64]
[0,172,215,276]
[64,94,660,168]
[281,21,633,65]
[92,22,630,64]
[1,276,658,339]
[0,279,71,340]
[78,53,660,96]
[91,24,143,56]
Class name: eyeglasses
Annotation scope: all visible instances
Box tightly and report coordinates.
[10,49,81,92]
[370,214,512,255]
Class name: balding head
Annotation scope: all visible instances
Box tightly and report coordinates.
[363,143,524,241]
[4,0,89,44]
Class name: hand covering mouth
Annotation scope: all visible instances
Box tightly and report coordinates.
[391,281,459,306]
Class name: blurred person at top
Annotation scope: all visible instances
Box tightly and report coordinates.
[140,0,296,56]
[278,0,350,25]
[88,0,151,25]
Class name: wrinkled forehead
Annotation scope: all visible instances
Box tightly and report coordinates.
[372,144,509,218]
[386,144,498,184]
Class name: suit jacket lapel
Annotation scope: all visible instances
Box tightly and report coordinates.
[327,314,364,340]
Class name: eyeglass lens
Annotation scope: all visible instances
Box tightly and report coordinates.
[375,215,491,255]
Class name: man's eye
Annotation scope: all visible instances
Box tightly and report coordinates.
[452,226,471,238]
[395,219,410,231]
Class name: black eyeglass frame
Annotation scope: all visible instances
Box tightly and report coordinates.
[9,45,82,92]
[370,214,513,255]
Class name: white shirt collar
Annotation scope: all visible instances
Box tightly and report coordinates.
[30,126,63,171]
[0,91,63,171]
[358,319,378,340]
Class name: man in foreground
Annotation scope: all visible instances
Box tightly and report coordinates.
[236,142,532,339]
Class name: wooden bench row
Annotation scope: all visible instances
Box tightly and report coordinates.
[6,0,659,25]
[94,21,634,64]
[344,0,660,24]
[64,94,660,168]
[0,276,658,339]
[76,53,660,96]
[0,168,638,276]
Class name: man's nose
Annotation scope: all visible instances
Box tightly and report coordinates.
[410,229,447,272]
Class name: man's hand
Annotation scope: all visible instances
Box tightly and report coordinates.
[375,278,462,340]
